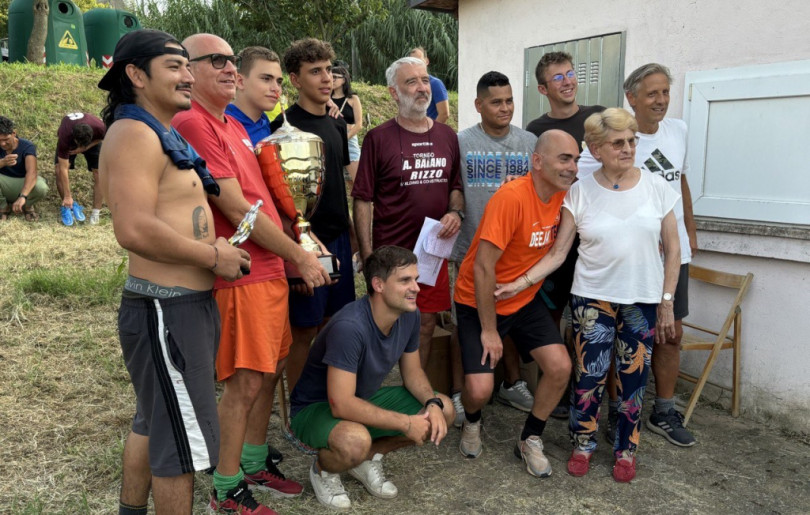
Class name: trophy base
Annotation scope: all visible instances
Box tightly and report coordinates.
[285,254,341,285]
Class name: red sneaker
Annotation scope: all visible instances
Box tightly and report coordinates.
[567,449,593,477]
[208,481,277,514]
[612,455,637,482]
[244,460,303,498]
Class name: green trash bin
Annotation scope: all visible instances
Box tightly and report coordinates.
[84,8,140,69]
[8,0,87,66]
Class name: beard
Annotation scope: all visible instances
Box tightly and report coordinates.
[396,87,431,117]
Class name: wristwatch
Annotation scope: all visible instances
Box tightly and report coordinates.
[450,209,465,222]
[424,397,444,410]
[662,293,674,302]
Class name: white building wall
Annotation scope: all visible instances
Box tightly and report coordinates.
[457,0,810,428]
[457,0,810,131]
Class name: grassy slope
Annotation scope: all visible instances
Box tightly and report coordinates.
[0,62,456,513]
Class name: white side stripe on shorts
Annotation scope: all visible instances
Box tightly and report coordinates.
[153,299,211,472]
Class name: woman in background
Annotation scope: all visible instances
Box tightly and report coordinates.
[331,65,363,189]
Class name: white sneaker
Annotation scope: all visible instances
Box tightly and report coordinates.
[451,392,465,428]
[515,435,552,478]
[348,453,397,499]
[496,380,534,412]
[309,459,351,510]
[89,210,100,225]
[459,419,482,458]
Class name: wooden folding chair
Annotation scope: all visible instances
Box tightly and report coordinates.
[679,264,753,426]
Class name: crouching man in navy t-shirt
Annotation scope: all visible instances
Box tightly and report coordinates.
[290,245,455,510]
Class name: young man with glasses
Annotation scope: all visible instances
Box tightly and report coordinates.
[353,56,464,374]
[525,51,607,420]
[174,33,331,514]
[577,63,699,449]
[268,38,356,394]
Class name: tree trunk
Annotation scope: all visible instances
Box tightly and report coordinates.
[26,0,49,64]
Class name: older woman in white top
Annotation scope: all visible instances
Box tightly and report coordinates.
[494,107,680,482]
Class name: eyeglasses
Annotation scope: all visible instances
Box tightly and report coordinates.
[605,136,640,150]
[548,70,576,84]
[333,74,344,80]
[189,53,242,69]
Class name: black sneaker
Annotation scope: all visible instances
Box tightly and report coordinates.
[646,408,697,447]
[208,480,277,514]
[605,408,618,445]
[268,445,283,465]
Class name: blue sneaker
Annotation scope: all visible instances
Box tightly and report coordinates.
[72,203,86,223]
[60,206,74,226]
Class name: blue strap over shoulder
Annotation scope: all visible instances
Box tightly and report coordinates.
[114,103,220,196]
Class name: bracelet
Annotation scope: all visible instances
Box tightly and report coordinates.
[522,273,534,287]
[210,245,219,271]
[19,194,28,199]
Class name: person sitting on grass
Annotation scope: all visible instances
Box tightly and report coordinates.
[0,116,48,221]
[289,245,455,510]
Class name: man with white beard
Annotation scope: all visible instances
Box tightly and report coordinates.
[352,56,464,372]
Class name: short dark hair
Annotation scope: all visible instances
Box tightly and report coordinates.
[0,116,14,135]
[283,38,335,76]
[535,51,573,85]
[364,246,418,295]
[72,123,94,148]
[238,46,280,77]
[476,71,510,97]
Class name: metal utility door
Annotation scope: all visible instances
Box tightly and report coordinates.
[523,32,625,128]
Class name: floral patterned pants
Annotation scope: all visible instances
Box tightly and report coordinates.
[568,295,657,456]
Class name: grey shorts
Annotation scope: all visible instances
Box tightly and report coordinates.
[119,290,220,477]
[674,263,690,320]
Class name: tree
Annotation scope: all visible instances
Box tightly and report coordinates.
[26,0,49,64]
[231,0,384,52]
[347,0,457,88]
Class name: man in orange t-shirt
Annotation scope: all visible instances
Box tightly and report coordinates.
[453,130,578,478]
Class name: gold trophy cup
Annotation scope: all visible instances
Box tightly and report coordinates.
[254,117,339,282]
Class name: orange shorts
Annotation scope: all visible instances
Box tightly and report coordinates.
[215,278,291,381]
[416,260,450,314]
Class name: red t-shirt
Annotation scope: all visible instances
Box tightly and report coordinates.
[352,119,462,250]
[173,101,285,289]
[454,175,565,316]
[56,113,106,159]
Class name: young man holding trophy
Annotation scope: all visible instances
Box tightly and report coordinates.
[269,38,356,392]
[173,33,331,514]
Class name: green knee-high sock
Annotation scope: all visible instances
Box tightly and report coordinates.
[213,468,244,502]
[241,442,269,475]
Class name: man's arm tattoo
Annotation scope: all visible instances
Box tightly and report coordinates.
[192,206,210,239]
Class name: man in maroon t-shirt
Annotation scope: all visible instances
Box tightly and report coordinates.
[352,56,464,370]
[54,112,106,226]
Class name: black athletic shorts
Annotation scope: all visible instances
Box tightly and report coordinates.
[674,263,690,321]
[541,235,580,312]
[119,290,220,477]
[456,292,562,374]
[53,142,101,170]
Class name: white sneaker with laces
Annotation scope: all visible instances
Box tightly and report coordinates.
[348,453,397,499]
[309,459,351,510]
[451,392,465,428]
[459,419,482,458]
[496,380,534,412]
[516,435,552,477]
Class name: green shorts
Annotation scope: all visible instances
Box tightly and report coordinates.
[291,386,424,450]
